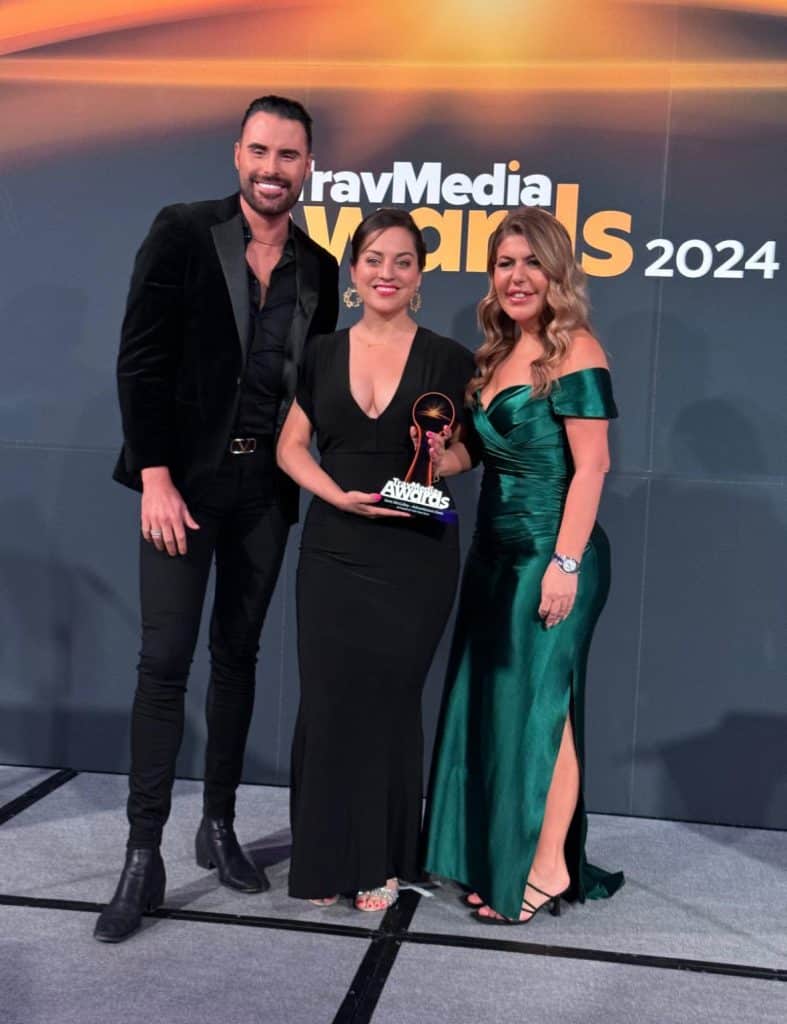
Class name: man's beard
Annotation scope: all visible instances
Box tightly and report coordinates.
[240,174,303,217]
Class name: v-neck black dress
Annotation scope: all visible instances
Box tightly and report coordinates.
[289,326,475,898]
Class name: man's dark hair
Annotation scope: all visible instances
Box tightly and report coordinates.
[240,95,313,150]
[350,208,427,270]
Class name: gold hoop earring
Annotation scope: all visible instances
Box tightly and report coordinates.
[343,286,362,309]
[409,290,422,313]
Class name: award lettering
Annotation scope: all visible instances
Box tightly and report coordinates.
[379,392,456,520]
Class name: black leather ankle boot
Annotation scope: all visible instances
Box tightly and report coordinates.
[93,847,166,943]
[195,817,268,893]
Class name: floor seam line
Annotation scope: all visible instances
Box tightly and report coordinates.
[397,928,786,982]
[0,769,79,825]
[1,893,783,984]
[0,893,379,939]
[331,890,422,1024]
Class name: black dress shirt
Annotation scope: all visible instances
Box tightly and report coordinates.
[235,220,297,437]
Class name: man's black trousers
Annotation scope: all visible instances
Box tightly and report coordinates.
[127,445,290,848]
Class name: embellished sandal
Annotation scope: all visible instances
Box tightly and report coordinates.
[354,882,399,912]
[472,882,568,925]
[308,896,339,907]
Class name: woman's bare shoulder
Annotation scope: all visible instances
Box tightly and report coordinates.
[561,331,609,374]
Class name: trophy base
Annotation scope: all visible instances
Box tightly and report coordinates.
[378,477,456,522]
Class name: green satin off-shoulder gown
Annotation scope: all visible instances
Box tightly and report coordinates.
[425,367,625,920]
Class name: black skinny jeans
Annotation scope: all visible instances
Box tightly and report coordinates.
[127,445,289,848]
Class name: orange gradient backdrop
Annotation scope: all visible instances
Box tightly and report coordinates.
[1,1,785,163]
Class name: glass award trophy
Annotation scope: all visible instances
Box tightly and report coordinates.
[378,392,456,520]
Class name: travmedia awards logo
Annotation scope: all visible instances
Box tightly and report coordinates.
[300,158,780,283]
[300,158,633,277]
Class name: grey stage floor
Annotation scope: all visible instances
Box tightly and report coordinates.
[0,766,784,1024]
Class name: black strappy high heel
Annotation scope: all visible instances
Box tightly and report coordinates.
[472,881,568,925]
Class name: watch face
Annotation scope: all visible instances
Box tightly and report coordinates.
[559,556,578,573]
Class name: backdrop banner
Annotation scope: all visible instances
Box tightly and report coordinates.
[0,1,784,827]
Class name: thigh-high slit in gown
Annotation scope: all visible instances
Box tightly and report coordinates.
[288,327,475,898]
[425,368,624,920]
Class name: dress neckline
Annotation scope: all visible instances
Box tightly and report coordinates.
[477,367,609,413]
[477,383,532,413]
[345,325,421,422]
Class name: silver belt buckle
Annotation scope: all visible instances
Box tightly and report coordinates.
[229,437,257,455]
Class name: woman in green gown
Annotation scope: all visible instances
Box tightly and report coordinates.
[424,208,624,923]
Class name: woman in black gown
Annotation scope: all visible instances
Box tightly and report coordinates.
[277,209,474,910]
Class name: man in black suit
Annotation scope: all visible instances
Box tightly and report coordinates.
[95,96,338,943]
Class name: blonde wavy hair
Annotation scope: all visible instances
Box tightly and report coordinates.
[468,207,591,403]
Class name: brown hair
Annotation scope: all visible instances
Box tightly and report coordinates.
[469,207,591,402]
[350,208,427,270]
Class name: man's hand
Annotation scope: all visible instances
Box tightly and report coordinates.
[140,467,199,556]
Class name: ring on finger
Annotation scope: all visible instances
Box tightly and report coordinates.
[150,529,163,538]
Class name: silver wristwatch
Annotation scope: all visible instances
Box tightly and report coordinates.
[552,552,581,574]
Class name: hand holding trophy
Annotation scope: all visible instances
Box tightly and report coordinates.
[378,392,457,520]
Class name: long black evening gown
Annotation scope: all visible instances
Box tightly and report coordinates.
[289,327,475,898]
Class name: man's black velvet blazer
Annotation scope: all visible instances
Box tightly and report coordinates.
[113,192,339,521]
